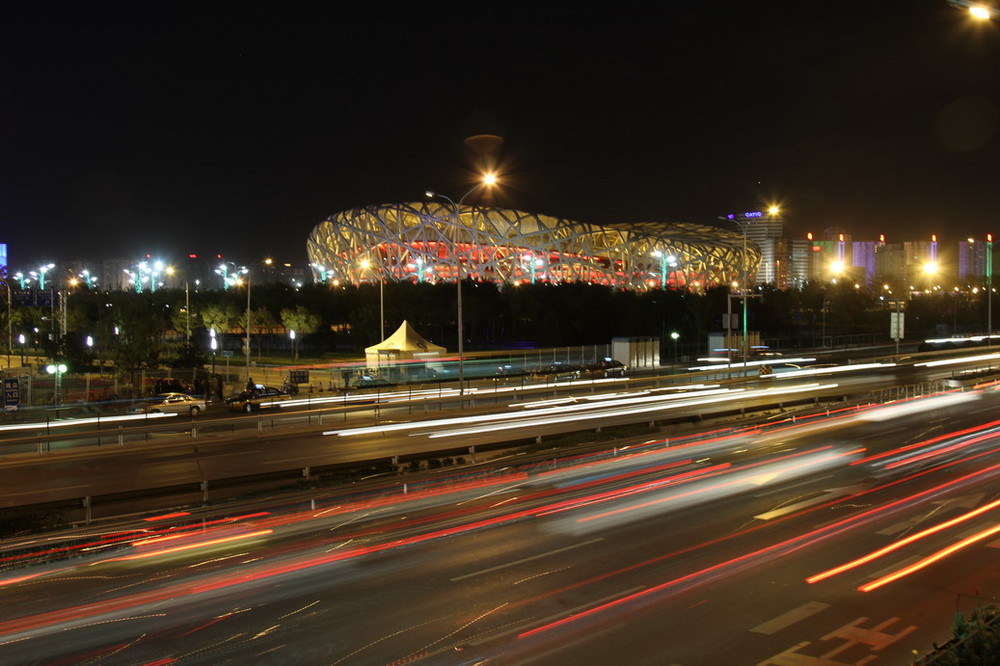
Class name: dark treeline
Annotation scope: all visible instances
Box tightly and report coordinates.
[6,280,991,373]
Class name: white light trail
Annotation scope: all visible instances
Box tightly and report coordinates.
[425,384,835,439]
[857,392,980,422]
[0,412,176,433]
[771,362,895,379]
[325,387,739,438]
[687,357,816,371]
[915,353,1000,368]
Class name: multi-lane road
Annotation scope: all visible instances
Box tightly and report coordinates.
[1,379,1000,663]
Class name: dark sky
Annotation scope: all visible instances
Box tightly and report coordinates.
[2,1,999,268]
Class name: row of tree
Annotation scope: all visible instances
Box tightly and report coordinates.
[1,280,991,376]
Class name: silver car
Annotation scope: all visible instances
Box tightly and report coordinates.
[128,392,207,417]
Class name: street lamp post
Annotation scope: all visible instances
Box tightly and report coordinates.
[46,362,67,405]
[739,222,750,366]
[210,329,217,376]
[987,233,994,343]
[426,173,497,397]
[2,280,11,368]
[243,272,251,383]
[652,251,676,290]
[670,331,680,365]
[360,258,385,341]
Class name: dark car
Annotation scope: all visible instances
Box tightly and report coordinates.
[533,363,583,381]
[586,358,627,378]
[225,385,292,413]
[493,364,528,379]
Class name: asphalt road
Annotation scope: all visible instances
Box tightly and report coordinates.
[0,389,999,663]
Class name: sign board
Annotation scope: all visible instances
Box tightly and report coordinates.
[288,369,309,385]
[890,312,905,340]
[221,350,234,358]
[3,377,19,412]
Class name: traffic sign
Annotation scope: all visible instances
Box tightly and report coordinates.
[4,377,20,412]
[890,312,905,341]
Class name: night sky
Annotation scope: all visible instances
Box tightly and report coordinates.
[2,1,998,268]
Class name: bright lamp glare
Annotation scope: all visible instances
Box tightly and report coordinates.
[970,5,992,20]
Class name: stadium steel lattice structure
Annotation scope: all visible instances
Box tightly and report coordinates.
[306,202,760,290]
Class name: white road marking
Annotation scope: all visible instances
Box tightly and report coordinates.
[750,601,830,635]
[754,486,861,521]
[450,538,604,582]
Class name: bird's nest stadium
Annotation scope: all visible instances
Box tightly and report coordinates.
[306,202,760,291]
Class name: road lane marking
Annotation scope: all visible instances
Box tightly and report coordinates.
[754,485,862,521]
[751,601,830,635]
[753,474,835,498]
[450,538,604,582]
[821,616,916,653]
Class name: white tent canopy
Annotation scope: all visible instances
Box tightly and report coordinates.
[364,320,445,368]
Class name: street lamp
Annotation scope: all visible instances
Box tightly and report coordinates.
[46,362,67,405]
[670,331,680,365]
[34,264,54,291]
[425,172,499,396]
[969,4,993,20]
[234,270,251,383]
[359,258,385,341]
[210,328,217,375]
[1,279,11,368]
[652,250,677,290]
[289,329,297,360]
[988,233,994,343]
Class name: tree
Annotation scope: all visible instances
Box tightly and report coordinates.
[200,303,241,353]
[250,307,278,357]
[280,306,321,360]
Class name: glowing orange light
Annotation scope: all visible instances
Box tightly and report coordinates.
[143,511,192,522]
[114,529,274,561]
[809,494,1000,584]
[859,522,1000,592]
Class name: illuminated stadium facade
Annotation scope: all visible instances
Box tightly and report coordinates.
[306,202,760,290]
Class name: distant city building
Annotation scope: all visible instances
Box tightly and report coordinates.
[958,237,988,284]
[724,210,784,286]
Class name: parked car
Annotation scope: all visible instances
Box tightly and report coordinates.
[128,393,207,417]
[533,362,583,381]
[586,358,627,378]
[225,386,292,413]
[492,364,528,380]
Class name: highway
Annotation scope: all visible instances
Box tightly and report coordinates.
[0,388,999,663]
[5,344,996,513]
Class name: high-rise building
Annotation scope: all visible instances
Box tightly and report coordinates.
[958,237,988,285]
[737,211,783,285]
